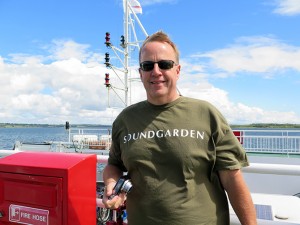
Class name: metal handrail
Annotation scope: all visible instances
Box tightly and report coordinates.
[1,152,300,177]
[2,151,300,224]
[233,129,300,154]
[242,163,300,176]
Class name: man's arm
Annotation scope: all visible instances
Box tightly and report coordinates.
[219,169,257,225]
[102,164,125,209]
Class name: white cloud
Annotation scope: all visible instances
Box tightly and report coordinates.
[48,40,91,61]
[227,103,300,124]
[273,0,300,15]
[8,54,44,65]
[186,36,300,123]
[178,58,300,124]
[1,38,300,125]
[194,36,300,76]
[178,76,300,124]
[0,41,113,124]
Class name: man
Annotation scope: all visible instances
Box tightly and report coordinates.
[103,31,257,225]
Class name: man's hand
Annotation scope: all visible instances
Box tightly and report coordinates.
[103,182,127,209]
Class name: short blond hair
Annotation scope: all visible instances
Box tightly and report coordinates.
[139,31,180,63]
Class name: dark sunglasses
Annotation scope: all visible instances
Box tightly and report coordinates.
[140,60,176,71]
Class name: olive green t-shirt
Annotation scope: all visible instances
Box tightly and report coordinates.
[108,96,249,225]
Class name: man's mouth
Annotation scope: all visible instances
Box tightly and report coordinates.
[150,81,165,84]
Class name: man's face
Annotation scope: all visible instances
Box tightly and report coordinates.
[139,41,181,105]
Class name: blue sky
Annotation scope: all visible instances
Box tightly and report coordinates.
[1,0,300,125]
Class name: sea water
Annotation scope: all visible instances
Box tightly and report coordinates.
[0,127,68,150]
[0,126,111,181]
[1,127,300,150]
[0,126,111,150]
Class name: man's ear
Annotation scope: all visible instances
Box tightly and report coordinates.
[139,68,143,80]
[176,65,181,80]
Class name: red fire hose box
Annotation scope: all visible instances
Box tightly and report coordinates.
[0,152,97,225]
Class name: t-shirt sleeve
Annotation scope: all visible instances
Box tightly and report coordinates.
[214,128,249,170]
[107,121,128,172]
[107,144,126,172]
[209,105,249,171]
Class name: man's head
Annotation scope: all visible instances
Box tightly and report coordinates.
[139,31,180,64]
[139,31,181,105]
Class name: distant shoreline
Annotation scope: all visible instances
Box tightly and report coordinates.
[230,123,300,129]
[0,123,111,128]
[1,123,300,129]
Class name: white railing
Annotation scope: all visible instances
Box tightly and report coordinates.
[1,151,300,224]
[233,129,300,154]
[67,128,111,141]
[66,128,112,150]
[68,128,300,153]
[7,128,299,154]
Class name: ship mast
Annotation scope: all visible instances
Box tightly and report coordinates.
[124,0,129,106]
[104,0,148,108]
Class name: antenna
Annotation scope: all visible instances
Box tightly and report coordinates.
[103,0,148,108]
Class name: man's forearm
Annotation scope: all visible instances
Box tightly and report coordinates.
[219,169,257,225]
[103,164,123,185]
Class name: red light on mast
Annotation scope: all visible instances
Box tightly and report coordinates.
[105,32,111,47]
[105,73,110,87]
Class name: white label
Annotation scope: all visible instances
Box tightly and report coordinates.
[9,204,49,225]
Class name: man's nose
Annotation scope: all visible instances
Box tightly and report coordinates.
[151,63,162,75]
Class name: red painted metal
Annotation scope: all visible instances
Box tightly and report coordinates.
[233,130,244,144]
[0,152,97,225]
